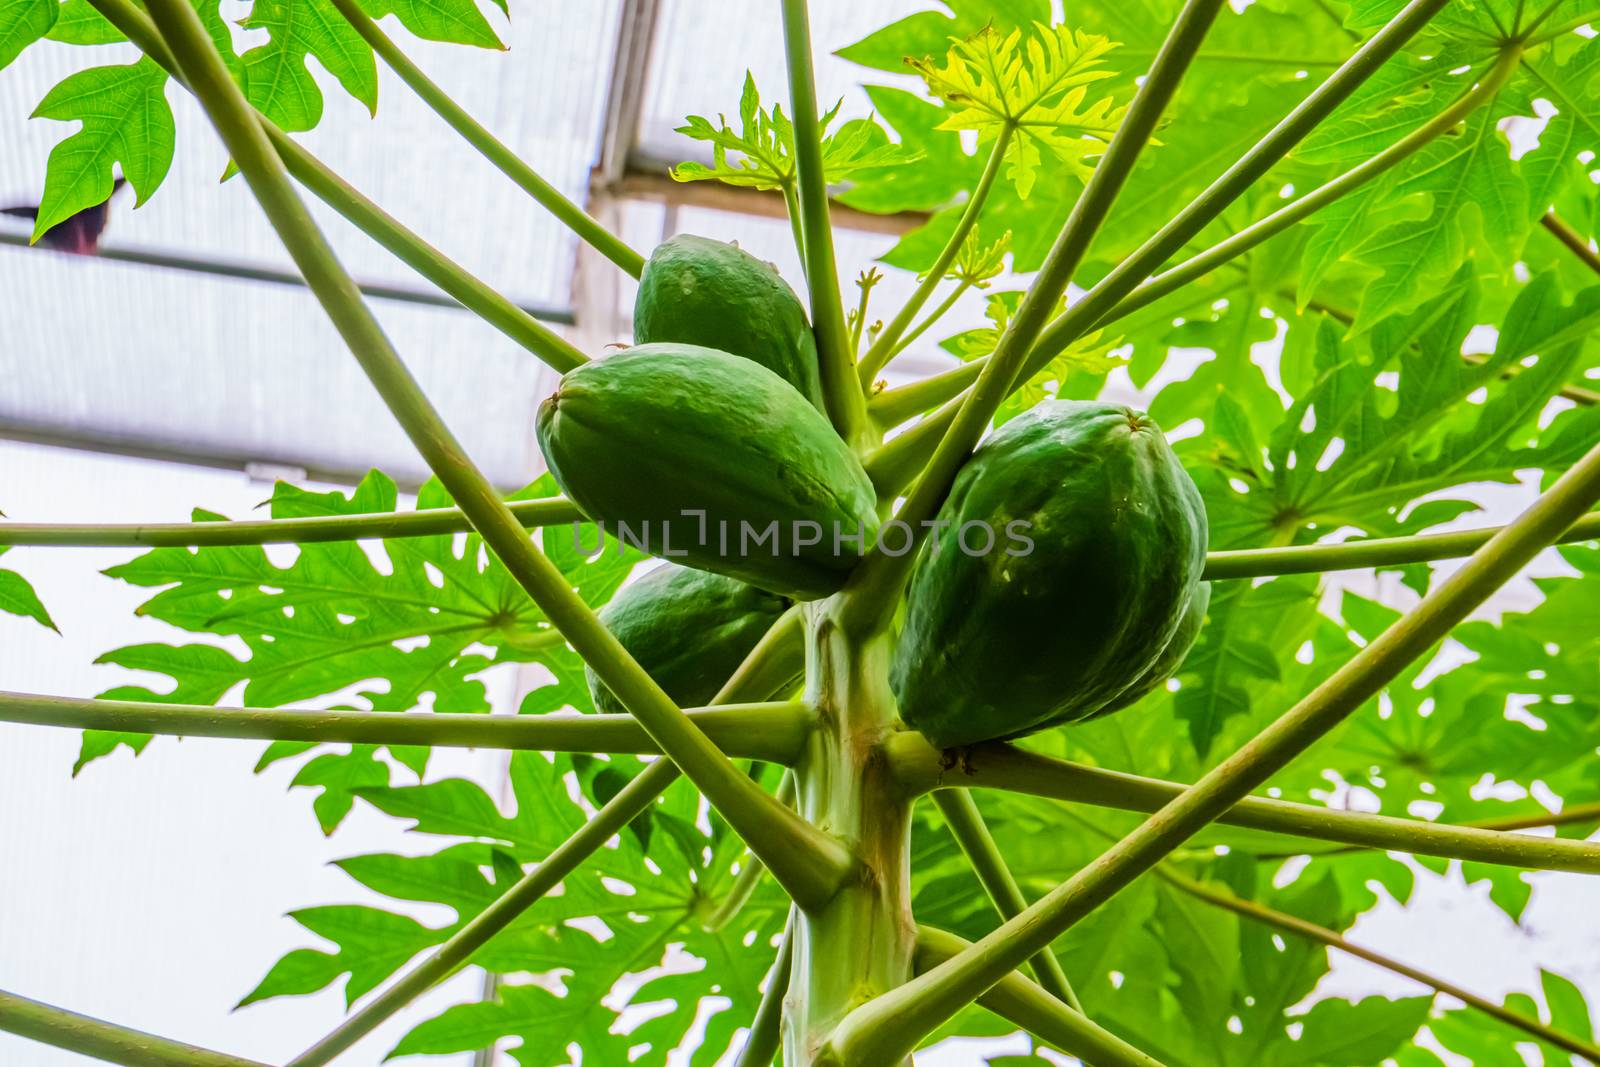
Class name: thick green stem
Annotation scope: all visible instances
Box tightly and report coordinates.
[324,0,643,278]
[1162,869,1600,1063]
[786,603,916,1065]
[843,0,1225,635]
[914,929,1164,1067]
[0,497,584,548]
[857,133,1011,387]
[1107,47,1521,325]
[823,438,1600,1065]
[884,736,1600,874]
[930,790,1082,1010]
[143,0,853,913]
[864,0,1457,498]
[289,606,806,1066]
[779,0,870,448]
[82,0,586,374]
[0,692,813,765]
[735,912,795,1067]
[0,990,267,1067]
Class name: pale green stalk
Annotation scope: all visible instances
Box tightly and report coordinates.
[882,735,1600,874]
[866,355,977,430]
[863,0,1458,496]
[779,0,870,448]
[914,928,1164,1067]
[0,990,268,1067]
[0,692,814,765]
[288,606,806,1067]
[782,181,808,265]
[1161,869,1600,1063]
[1201,511,1600,580]
[706,774,797,932]
[820,437,1600,1066]
[1022,0,1456,376]
[141,0,853,916]
[82,0,586,373]
[842,0,1228,635]
[0,496,583,547]
[931,790,1082,1010]
[889,280,970,350]
[1107,47,1522,324]
[326,0,644,278]
[857,132,1011,387]
[734,913,795,1067]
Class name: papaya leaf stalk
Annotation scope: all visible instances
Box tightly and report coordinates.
[0,692,815,764]
[733,912,795,1067]
[0,990,269,1067]
[820,437,1600,1066]
[323,0,646,279]
[861,0,1459,498]
[140,0,855,915]
[1159,868,1600,1062]
[81,0,589,374]
[885,735,1600,874]
[842,0,1227,636]
[289,604,806,1066]
[914,928,1164,1067]
[931,790,1082,1010]
[1099,46,1523,326]
[779,0,871,448]
[855,130,1011,387]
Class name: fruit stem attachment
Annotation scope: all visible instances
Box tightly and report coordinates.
[913,928,1165,1067]
[857,130,1011,387]
[840,0,1227,638]
[779,0,872,449]
[142,0,854,914]
[0,692,816,765]
[325,0,646,279]
[1159,868,1600,1063]
[931,790,1083,1010]
[0,990,269,1067]
[821,435,1600,1066]
[82,0,587,374]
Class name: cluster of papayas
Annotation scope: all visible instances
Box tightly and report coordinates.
[540,236,1209,745]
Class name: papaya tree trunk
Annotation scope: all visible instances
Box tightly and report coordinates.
[785,597,916,1066]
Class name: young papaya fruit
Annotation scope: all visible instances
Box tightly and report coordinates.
[633,234,826,411]
[588,564,793,714]
[890,401,1207,748]
[537,344,879,600]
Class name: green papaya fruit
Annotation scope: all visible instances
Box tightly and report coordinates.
[634,234,826,410]
[890,401,1207,748]
[588,564,792,714]
[537,344,879,600]
[1081,581,1210,721]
